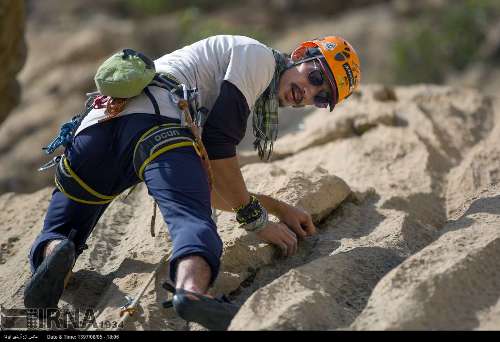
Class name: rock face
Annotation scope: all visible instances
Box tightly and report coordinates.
[1,84,499,331]
[445,100,500,217]
[228,85,498,330]
[351,185,500,330]
[229,248,403,330]
[212,166,351,296]
[0,0,26,124]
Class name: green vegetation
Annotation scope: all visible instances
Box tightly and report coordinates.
[122,0,229,15]
[393,0,500,84]
[176,7,269,46]
[122,0,171,15]
[121,1,270,47]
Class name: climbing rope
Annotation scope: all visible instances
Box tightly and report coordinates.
[42,95,97,155]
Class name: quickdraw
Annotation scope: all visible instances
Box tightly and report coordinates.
[119,296,136,317]
[172,83,214,191]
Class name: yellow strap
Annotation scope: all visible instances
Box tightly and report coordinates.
[63,157,119,200]
[193,141,202,157]
[133,123,183,159]
[120,307,137,317]
[55,176,114,205]
[137,141,195,180]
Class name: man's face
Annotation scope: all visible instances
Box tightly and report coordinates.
[278,60,332,108]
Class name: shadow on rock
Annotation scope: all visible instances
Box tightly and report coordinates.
[382,192,447,253]
[319,191,385,241]
[445,194,500,234]
[229,246,404,330]
[62,270,117,310]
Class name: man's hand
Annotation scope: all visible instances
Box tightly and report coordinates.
[207,155,317,257]
[253,195,317,239]
[275,203,317,239]
[256,222,298,257]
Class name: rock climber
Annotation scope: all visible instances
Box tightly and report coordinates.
[23,34,361,330]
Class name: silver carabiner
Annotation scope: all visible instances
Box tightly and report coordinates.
[38,155,63,172]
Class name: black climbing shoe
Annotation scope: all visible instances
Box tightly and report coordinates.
[24,239,76,309]
[172,288,240,331]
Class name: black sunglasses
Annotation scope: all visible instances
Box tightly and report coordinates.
[308,62,331,109]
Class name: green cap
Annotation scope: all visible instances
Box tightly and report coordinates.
[94,49,156,98]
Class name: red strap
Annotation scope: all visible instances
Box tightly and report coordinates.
[93,95,110,109]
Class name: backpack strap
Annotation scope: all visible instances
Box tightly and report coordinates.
[143,87,161,115]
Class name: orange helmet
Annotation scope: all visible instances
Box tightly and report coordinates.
[291,36,361,111]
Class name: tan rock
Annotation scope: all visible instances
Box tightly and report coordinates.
[271,85,398,160]
[446,99,500,217]
[351,185,500,330]
[229,248,402,330]
[0,164,351,329]
[227,85,496,331]
[211,165,351,295]
[0,0,27,124]
[1,82,498,331]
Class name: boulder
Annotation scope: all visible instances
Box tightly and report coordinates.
[211,165,351,295]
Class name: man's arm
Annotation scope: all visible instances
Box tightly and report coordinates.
[209,156,283,215]
[210,156,316,243]
[210,157,282,217]
[202,81,315,255]
[209,156,251,210]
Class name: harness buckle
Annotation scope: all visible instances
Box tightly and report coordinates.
[38,155,63,172]
[169,83,201,128]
